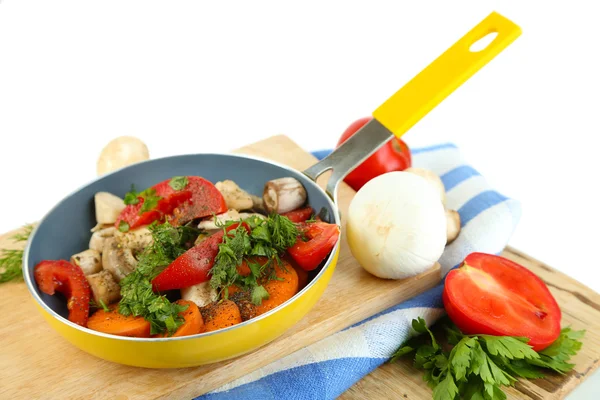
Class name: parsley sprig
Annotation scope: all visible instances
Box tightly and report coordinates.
[393,317,585,400]
[209,214,299,305]
[123,184,163,214]
[118,221,199,335]
[0,224,34,283]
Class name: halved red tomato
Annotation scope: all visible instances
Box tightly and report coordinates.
[281,207,314,223]
[443,252,561,351]
[287,222,340,271]
[115,176,227,230]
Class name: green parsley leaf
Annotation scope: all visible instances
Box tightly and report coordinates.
[0,224,34,283]
[412,317,439,351]
[503,359,546,379]
[169,176,189,191]
[527,327,585,373]
[118,220,130,232]
[123,185,140,205]
[479,335,539,360]
[251,285,270,305]
[98,299,110,312]
[432,373,458,400]
[138,188,162,214]
[450,337,477,381]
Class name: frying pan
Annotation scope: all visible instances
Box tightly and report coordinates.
[22,12,520,368]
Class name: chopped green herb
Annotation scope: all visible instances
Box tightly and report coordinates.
[123,185,140,205]
[0,224,34,283]
[98,299,110,312]
[138,188,162,214]
[169,176,189,191]
[251,285,270,305]
[392,317,585,400]
[118,221,197,335]
[118,220,130,232]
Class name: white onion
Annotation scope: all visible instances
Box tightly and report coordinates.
[346,171,447,279]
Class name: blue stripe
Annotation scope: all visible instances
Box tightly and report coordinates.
[441,165,481,191]
[199,357,386,400]
[458,190,508,226]
[311,150,332,161]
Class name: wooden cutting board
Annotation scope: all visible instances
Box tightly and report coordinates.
[1,135,598,400]
[0,135,441,400]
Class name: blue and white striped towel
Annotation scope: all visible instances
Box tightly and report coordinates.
[198,143,521,400]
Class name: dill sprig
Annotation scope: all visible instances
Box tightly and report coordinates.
[0,224,34,283]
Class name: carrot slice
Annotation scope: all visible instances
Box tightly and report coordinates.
[202,300,242,332]
[255,261,299,316]
[88,306,151,338]
[154,300,205,338]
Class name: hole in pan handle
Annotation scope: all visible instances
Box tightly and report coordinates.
[304,11,521,201]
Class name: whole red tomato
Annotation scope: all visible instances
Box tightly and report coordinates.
[336,117,412,191]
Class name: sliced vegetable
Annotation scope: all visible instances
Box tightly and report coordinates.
[255,260,299,315]
[287,221,340,271]
[34,260,91,327]
[202,299,242,332]
[281,206,314,223]
[336,116,412,191]
[215,180,253,210]
[152,223,249,292]
[443,253,562,351]
[263,177,307,214]
[154,300,204,337]
[86,269,121,306]
[70,249,102,276]
[88,305,151,337]
[115,176,227,230]
[94,192,126,225]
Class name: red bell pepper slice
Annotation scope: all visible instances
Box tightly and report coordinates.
[115,176,227,230]
[287,222,340,271]
[151,222,250,292]
[281,207,314,223]
[34,260,91,327]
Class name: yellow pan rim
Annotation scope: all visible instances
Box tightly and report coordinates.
[23,152,342,343]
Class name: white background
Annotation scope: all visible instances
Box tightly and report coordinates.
[1,1,599,397]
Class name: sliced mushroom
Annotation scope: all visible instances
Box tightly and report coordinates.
[113,226,153,253]
[89,227,117,253]
[70,249,102,275]
[250,194,266,214]
[87,270,121,306]
[446,209,461,244]
[102,237,138,282]
[95,192,126,225]
[197,209,241,231]
[263,177,307,214]
[215,180,253,211]
[181,282,218,308]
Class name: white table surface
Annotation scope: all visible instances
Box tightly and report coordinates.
[1,1,598,398]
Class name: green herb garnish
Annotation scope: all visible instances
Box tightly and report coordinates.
[169,176,189,191]
[118,220,130,233]
[0,224,34,283]
[118,221,198,335]
[393,317,585,400]
[123,184,163,215]
[123,184,140,205]
[209,214,299,303]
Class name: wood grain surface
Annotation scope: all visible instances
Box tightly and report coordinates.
[0,135,441,400]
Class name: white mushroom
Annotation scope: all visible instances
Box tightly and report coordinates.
[215,180,253,211]
[197,209,241,231]
[70,249,102,275]
[87,270,121,306]
[94,192,126,225]
[102,237,139,282]
[263,177,307,214]
[446,209,461,244]
[181,282,218,308]
[250,194,266,214]
[89,227,117,253]
[113,226,153,253]
[97,136,150,176]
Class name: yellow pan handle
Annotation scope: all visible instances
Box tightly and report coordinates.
[373,11,521,138]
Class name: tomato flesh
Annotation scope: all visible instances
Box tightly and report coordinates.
[443,252,561,351]
[287,222,340,271]
[152,223,250,292]
[281,207,314,223]
[336,117,411,191]
[34,260,91,327]
[115,176,227,230]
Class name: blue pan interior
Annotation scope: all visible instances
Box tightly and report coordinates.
[25,154,336,321]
